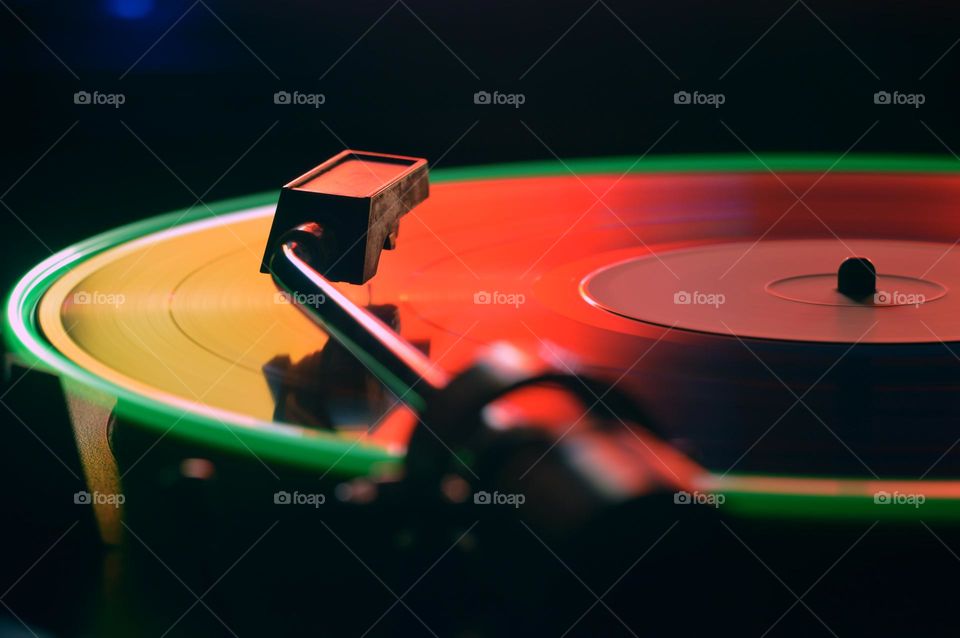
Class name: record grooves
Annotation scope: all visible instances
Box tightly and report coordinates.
[8,155,960,521]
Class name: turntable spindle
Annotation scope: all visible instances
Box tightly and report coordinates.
[837,256,876,299]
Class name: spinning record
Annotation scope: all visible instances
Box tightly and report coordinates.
[9,155,960,518]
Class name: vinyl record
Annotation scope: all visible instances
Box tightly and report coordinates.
[10,155,960,517]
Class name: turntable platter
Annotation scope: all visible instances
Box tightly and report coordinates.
[10,155,960,513]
